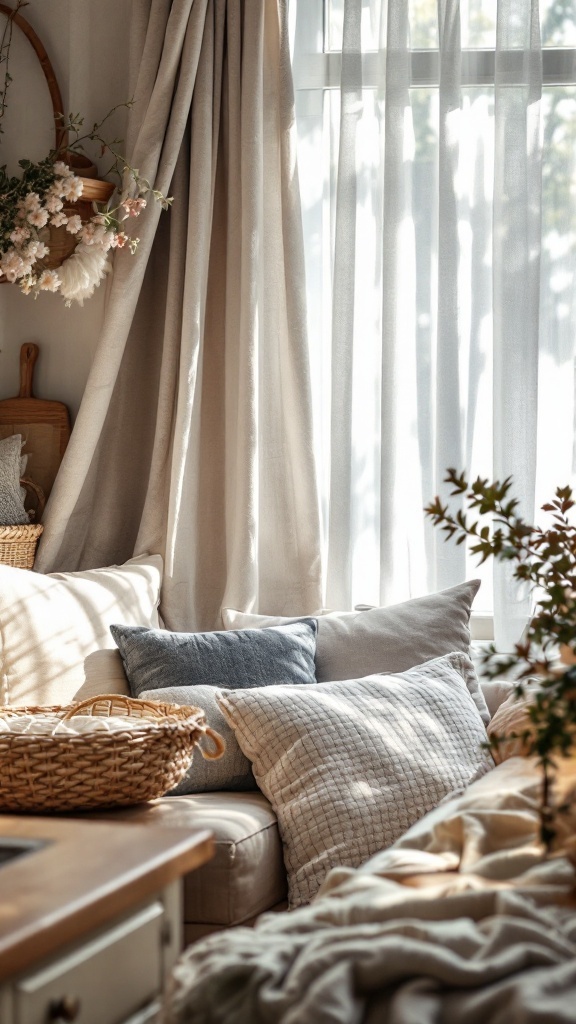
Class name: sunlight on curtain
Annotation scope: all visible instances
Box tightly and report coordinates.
[292,0,576,645]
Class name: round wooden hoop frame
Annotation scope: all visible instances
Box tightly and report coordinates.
[0,2,67,151]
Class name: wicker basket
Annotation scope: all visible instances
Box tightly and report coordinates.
[0,478,46,569]
[0,694,226,813]
[0,523,43,569]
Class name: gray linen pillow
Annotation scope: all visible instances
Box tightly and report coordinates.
[222,580,480,681]
[0,435,29,525]
[140,684,254,793]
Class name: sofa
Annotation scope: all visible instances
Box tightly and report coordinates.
[0,555,514,946]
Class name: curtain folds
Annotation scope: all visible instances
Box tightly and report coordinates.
[36,0,323,631]
[294,0,576,640]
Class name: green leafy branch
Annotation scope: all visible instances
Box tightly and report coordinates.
[425,469,576,849]
[53,108,173,212]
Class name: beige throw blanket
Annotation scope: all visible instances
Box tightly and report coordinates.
[170,759,576,1023]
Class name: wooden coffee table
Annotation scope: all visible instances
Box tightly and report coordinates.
[0,816,213,1024]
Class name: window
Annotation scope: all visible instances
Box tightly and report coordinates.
[290,0,576,644]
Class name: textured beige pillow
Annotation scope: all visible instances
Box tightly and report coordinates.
[487,690,536,762]
[218,652,493,908]
[0,555,162,706]
[222,580,480,681]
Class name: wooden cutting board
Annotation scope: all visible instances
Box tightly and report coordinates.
[0,343,71,500]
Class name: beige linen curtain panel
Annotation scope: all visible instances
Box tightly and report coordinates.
[36,0,323,631]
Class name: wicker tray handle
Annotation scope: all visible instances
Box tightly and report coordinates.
[62,693,226,760]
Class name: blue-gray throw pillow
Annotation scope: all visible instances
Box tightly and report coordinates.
[109,619,318,795]
[110,619,318,696]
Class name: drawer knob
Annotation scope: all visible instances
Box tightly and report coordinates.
[48,995,82,1021]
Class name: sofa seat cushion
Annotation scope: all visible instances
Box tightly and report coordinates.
[87,791,286,928]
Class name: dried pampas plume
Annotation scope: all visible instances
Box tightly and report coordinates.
[57,244,112,306]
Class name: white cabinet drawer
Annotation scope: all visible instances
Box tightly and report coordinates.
[15,902,164,1024]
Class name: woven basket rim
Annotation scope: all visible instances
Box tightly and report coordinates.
[0,697,207,726]
[0,523,44,539]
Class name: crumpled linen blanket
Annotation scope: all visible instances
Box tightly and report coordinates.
[169,758,576,1024]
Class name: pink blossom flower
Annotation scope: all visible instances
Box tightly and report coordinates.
[121,197,147,217]
[114,231,128,248]
[38,269,61,292]
[50,212,69,228]
[65,215,83,235]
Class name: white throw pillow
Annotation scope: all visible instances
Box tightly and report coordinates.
[218,652,493,908]
[0,554,163,706]
[222,580,480,682]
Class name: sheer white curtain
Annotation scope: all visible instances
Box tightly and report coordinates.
[292,0,576,645]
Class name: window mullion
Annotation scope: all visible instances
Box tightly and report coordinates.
[293,48,576,91]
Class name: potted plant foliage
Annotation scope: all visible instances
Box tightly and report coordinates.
[425,470,576,852]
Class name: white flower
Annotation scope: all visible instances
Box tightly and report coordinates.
[65,214,82,234]
[35,242,49,260]
[62,176,83,202]
[38,269,61,292]
[50,212,69,228]
[53,161,73,178]
[81,221,107,245]
[27,208,49,228]
[19,277,34,295]
[45,194,63,214]
[23,192,41,212]
[9,226,30,245]
[0,249,31,281]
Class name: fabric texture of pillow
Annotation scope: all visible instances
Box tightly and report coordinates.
[221,580,480,681]
[0,434,29,525]
[487,687,539,762]
[0,554,163,706]
[140,684,255,794]
[110,619,318,697]
[218,652,493,908]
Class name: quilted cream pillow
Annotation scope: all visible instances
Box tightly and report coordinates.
[218,652,493,907]
[0,555,162,706]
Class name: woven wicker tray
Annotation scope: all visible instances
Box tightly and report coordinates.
[0,694,225,813]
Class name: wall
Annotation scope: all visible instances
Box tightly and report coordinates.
[0,0,133,421]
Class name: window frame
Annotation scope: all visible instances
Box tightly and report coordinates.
[290,0,576,640]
